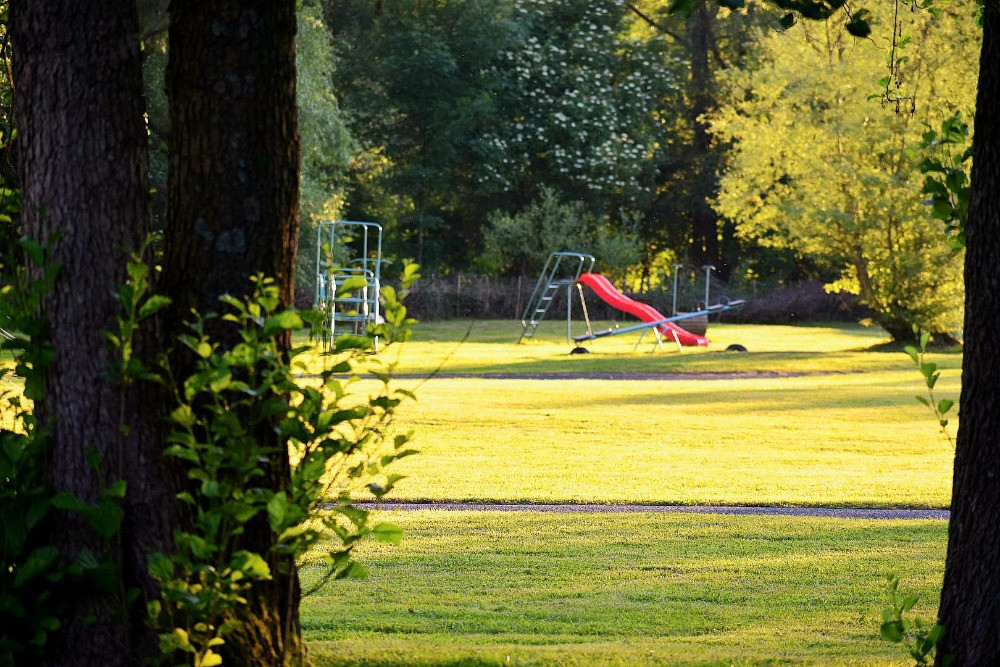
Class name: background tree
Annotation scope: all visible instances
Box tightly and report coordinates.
[711,4,975,340]
[479,186,643,280]
[296,0,356,298]
[477,0,676,213]
[326,0,512,270]
[0,2,18,266]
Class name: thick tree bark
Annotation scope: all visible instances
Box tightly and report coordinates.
[11,1,173,664]
[936,4,1000,665]
[163,1,300,319]
[162,2,304,664]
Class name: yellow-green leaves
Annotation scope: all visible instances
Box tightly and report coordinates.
[712,3,974,339]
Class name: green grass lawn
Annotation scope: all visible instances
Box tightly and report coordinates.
[313,322,960,508]
[300,321,958,665]
[347,320,960,377]
[304,511,946,666]
[382,370,956,508]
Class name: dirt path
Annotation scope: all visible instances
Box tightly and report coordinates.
[392,370,825,381]
[360,502,948,520]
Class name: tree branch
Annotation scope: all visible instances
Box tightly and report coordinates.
[625,2,683,42]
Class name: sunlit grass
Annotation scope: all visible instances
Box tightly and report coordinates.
[299,320,960,377]
[382,369,957,508]
[299,322,958,662]
[304,510,946,666]
[292,322,963,508]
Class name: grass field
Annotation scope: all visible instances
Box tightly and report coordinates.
[300,321,959,665]
[305,511,946,666]
[320,321,960,508]
[354,320,960,376]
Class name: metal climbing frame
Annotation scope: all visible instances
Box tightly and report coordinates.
[519,251,595,343]
[314,220,383,351]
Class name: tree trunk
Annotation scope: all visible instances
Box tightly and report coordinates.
[936,4,1000,665]
[11,1,171,664]
[686,1,722,275]
[161,1,304,663]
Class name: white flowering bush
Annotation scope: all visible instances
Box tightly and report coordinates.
[478,0,679,204]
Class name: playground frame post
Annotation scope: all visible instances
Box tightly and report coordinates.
[702,264,716,308]
[672,264,683,316]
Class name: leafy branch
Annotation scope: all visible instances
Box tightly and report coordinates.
[880,575,950,666]
[903,329,955,446]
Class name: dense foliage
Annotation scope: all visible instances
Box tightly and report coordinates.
[712,3,976,338]
[315,0,978,337]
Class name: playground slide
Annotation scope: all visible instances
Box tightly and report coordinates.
[576,273,709,347]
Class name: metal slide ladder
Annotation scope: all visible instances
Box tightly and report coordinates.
[519,251,595,343]
[315,220,384,352]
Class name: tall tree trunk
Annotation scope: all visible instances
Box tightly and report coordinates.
[11,1,169,664]
[936,4,1000,664]
[161,1,304,663]
[686,0,721,274]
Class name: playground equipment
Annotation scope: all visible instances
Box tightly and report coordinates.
[518,251,595,343]
[519,251,745,351]
[314,220,384,351]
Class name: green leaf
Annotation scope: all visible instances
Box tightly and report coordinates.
[87,499,124,539]
[13,546,60,587]
[138,295,172,319]
[200,651,224,667]
[25,499,51,530]
[209,370,232,393]
[147,552,175,580]
[262,309,304,337]
[171,405,197,428]
[336,560,369,580]
[371,522,404,545]
[19,237,45,267]
[51,492,89,514]
[163,445,201,464]
[200,479,221,498]
[104,479,128,499]
[931,198,954,222]
[334,335,373,353]
[880,620,905,643]
[335,505,369,528]
[230,550,271,580]
[668,0,698,15]
[335,276,369,298]
[267,492,289,530]
[937,398,955,415]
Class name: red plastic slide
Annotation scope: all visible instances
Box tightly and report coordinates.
[577,273,708,347]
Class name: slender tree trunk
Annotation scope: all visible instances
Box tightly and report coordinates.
[161,2,304,663]
[936,5,1000,664]
[11,1,170,664]
[686,1,722,275]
